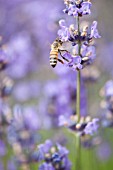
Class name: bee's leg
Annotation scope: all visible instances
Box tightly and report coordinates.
[58,58,64,64]
[59,49,69,53]
[59,50,69,62]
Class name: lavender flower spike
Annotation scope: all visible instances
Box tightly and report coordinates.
[37,140,71,170]
[63,0,92,17]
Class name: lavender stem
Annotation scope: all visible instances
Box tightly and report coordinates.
[76,134,81,170]
[76,70,81,122]
[75,15,81,170]
[76,15,81,123]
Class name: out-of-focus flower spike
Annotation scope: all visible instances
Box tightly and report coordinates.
[37,140,71,170]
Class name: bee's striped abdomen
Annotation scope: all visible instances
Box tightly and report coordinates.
[50,51,58,68]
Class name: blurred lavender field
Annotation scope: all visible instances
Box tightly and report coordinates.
[0,0,113,170]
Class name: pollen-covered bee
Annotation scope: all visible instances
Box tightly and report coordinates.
[49,38,64,68]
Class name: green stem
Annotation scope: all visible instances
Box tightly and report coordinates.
[77,15,80,33]
[76,70,81,122]
[75,15,81,170]
[75,134,81,170]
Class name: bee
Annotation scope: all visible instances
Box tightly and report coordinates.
[50,38,65,68]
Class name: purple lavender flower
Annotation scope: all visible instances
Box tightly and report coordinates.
[57,18,100,70]
[59,115,99,136]
[81,45,96,67]
[63,0,92,17]
[67,5,79,16]
[84,118,99,135]
[58,20,100,43]
[38,140,53,160]
[37,140,71,170]
[90,21,101,39]
[57,20,75,43]
[63,52,82,69]
[71,55,82,70]
[58,43,96,70]
[80,2,92,15]
[58,20,70,42]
